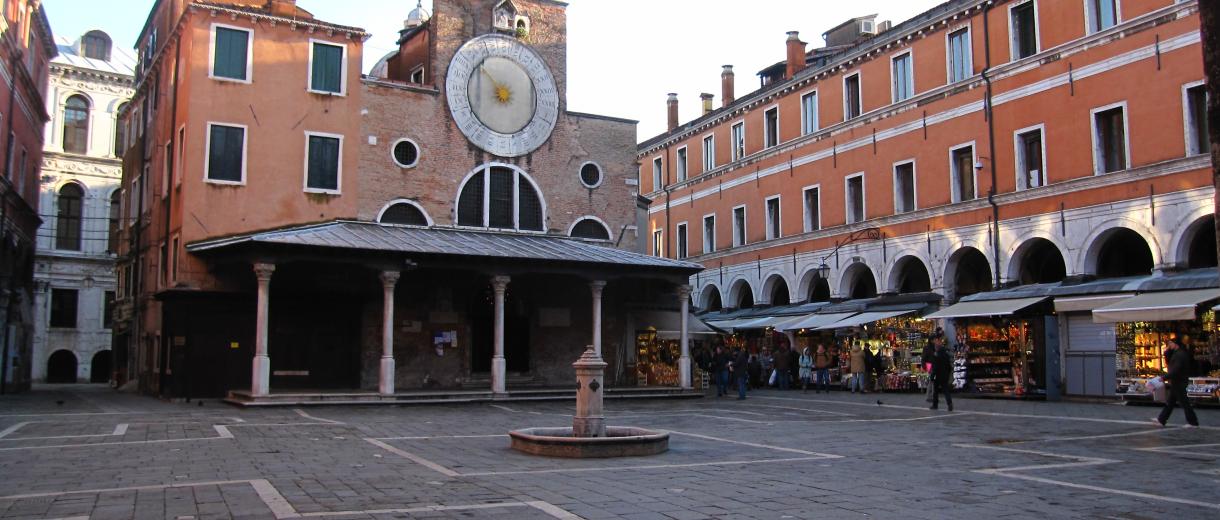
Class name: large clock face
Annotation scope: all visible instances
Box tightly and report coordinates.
[446,35,559,158]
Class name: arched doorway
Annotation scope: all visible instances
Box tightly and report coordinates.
[808,277,831,302]
[46,350,77,383]
[768,277,790,306]
[946,247,991,301]
[1094,228,1153,278]
[90,350,112,383]
[890,256,931,294]
[1012,238,1067,285]
[701,285,723,312]
[1186,215,1217,269]
[735,283,755,309]
[840,263,877,299]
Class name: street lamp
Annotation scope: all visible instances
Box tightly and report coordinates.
[817,227,883,281]
[815,262,831,280]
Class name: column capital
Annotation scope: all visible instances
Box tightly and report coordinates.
[380,270,401,287]
[589,280,606,295]
[676,284,692,299]
[253,262,276,282]
[491,275,511,292]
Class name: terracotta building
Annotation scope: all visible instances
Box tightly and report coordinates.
[641,0,1216,398]
[116,0,698,401]
[0,0,55,394]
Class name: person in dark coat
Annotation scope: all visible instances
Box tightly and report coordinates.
[773,345,792,390]
[711,346,730,397]
[1155,336,1199,427]
[748,353,763,389]
[733,347,750,399]
[787,347,800,386]
[929,339,954,411]
[922,336,939,402]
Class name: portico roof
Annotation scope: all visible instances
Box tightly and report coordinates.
[186,220,703,274]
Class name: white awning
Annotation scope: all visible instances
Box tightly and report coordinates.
[777,312,858,331]
[705,317,772,333]
[923,297,1047,319]
[1053,294,1133,313]
[1092,288,1220,323]
[638,311,721,339]
[816,310,916,330]
[733,315,804,330]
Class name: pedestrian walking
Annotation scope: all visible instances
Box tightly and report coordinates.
[798,347,813,392]
[734,347,750,399]
[929,339,953,411]
[773,345,792,390]
[748,352,762,389]
[711,346,730,397]
[1154,336,1200,427]
[849,343,867,393]
[813,344,833,393]
[923,335,938,402]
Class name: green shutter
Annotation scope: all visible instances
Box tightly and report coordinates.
[213,28,248,80]
[208,125,244,182]
[307,136,340,191]
[311,43,343,93]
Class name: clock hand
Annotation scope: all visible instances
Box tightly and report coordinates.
[479,65,512,104]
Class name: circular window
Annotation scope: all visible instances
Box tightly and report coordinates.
[579,162,602,188]
[392,139,420,168]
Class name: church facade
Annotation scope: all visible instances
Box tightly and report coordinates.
[116,0,698,400]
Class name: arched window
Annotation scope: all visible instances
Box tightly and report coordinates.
[456,166,544,231]
[81,31,112,61]
[380,202,429,226]
[107,190,121,253]
[63,95,90,154]
[113,102,128,157]
[56,184,85,251]
[570,218,610,240]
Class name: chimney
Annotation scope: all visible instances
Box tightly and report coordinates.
[700,93,714,115]
[266,0,298,17]
[667,93,679,132]
[721,65,735,107]
[786,31,807,79]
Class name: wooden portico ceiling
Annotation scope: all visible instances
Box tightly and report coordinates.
[185,220,703,283]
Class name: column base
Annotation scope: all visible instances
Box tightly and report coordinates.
[379,357,395,396]
[678,356,692,389]
[492,356,507,395]
[252,355,271,397]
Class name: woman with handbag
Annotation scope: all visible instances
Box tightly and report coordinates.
[798,347,813,392]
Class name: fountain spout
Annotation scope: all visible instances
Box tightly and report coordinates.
[571,345,607,438]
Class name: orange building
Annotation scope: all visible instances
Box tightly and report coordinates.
[0,0,55,393]
[116,0,699,400]
[641,0,1216,398]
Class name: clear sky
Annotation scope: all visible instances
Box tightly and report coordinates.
[44,0,938,141]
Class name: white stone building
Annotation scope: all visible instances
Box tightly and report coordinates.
[32,30,134,383]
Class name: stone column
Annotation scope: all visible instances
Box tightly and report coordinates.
[379,271,400,396]
[572,346,608,437]
[251,263,275,397]
[589,281,606,357]
[677,284,693,390]
[491,275,510,396]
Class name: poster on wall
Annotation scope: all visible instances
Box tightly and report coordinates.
[433,331,457,356]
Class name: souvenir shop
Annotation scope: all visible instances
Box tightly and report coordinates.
[632,311,719,386]
[810,310,936,391]
[1089,288,1220,404]
[926,296,1054,397]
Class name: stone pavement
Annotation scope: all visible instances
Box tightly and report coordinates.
[1,385,1217,519]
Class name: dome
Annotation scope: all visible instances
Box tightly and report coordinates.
[405,1,430,29]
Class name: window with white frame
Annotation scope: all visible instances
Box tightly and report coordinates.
[950,144,976,202]
[844,73,862,120]
[305,132,342,192]
[652,229,663,257]
[309,41,346,94]
[703,214,716,254]
[702,134,715,172]
[803,186,820,232]
[732,205,747,247]
[210,24,251,82]
[676,146,688,182]
[801,91,818,135]
[893,161,916,214]
[1015,126,1046,189]
[652,156,663,191]
[205,123,246,183]
[845,174,865,224]
[1185,83,1210,156]
[765,196,781,240]
[731,122,745,160]
[947,27,972,83]
[456,166,545,231]
[763,107,779,148]
[1010,1,1038,60]
[891,51,913,102]
[676,222,688,260]
[1086,0,1119,34]
[1093,104,1128,174]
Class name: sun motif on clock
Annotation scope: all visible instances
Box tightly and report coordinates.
[446,35,559,158]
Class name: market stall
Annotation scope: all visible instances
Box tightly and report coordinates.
[925,296,1051,397]
[634,312,720,387]
[815,308,936,392]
